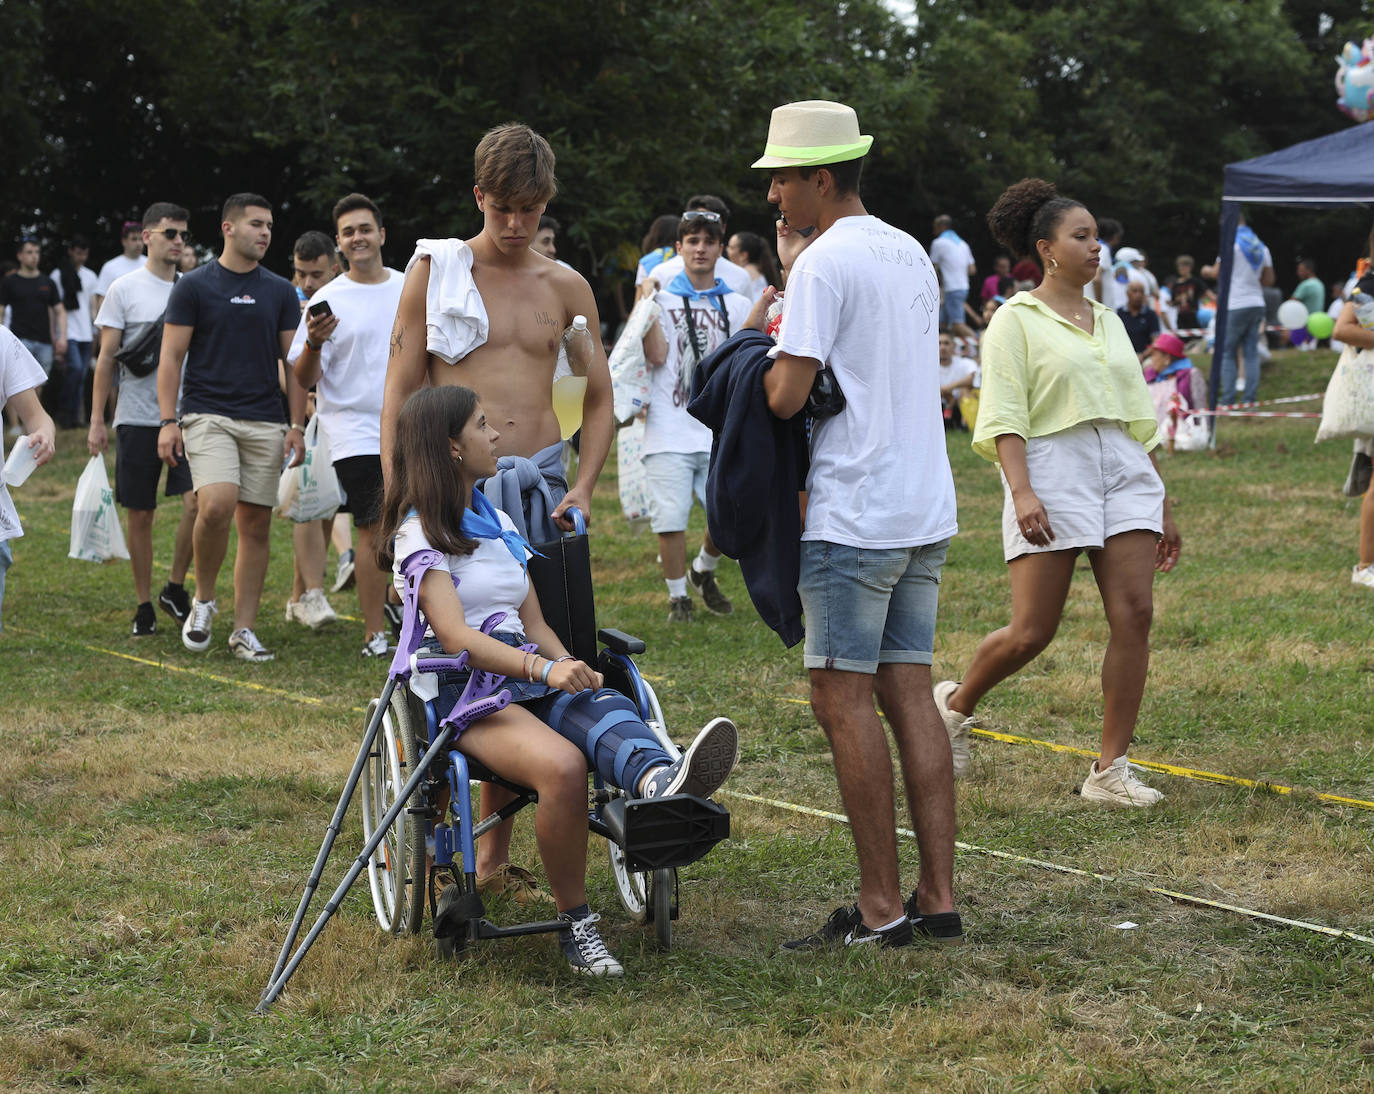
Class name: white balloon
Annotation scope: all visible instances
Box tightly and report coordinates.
[1277,298,1309,329]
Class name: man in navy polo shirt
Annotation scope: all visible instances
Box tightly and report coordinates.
[156,193,307,661]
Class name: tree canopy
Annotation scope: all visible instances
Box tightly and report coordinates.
[4,0,1371,297]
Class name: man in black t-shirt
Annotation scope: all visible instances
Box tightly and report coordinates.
[1167,254,1208,332]
[156,193,306,662]
[2,239,67,436]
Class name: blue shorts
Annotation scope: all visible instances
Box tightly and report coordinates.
[799,539,949,673]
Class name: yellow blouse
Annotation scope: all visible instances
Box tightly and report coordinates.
[971,291,1162,463]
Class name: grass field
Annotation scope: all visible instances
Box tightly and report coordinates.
[3,347,1373,1092]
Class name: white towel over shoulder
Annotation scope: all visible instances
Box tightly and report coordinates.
[406,238,489,364]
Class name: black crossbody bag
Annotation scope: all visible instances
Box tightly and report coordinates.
[114,273,179,378]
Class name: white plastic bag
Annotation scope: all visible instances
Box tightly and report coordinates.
[69,455,129,562]
[617,416,651,527]
[1317,345,1374,442]
[608,297,660,424]
[277,416,344,522]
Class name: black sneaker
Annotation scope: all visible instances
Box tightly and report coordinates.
[903,893,965,944]
[157,582,191,626]
[1344,449,1372,498]
[132,602,156,637]
[384,596,404,639]
[687,565,734,614]
[781,904,913,951]
[557,910,624,976]
[667,595,694,623]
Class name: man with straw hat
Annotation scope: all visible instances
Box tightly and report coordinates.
[755,100,964,950]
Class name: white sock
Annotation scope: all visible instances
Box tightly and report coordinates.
[666,577,688,598]
[693,547,720,573]
[876,914,907,932]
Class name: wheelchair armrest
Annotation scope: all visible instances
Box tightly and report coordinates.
[598,628,646,655]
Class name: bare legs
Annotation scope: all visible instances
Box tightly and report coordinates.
[1359,484,1374,568]
[189,481,272,632]
[354,522,387,637]
[949,532,1157,768]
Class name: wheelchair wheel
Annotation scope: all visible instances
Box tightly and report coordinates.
[608,840,649,924]
[650,868,674,951]
[360,689,427,935]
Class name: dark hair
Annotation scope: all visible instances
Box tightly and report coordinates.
[986,178,1086,267]
[57,245,84,309]
[641,214,679,254]
[686,194,730,223]
[1097,217,1122,244]
[144,202,189,228]
[731,230,782,289]
[221,193,272,223]
[293,230,336,263]
[798,158,864,197]
[1297,256,1316,274]
[375,386,482,573]
[332,192,382,230]
[474,123,557,205]
[677,215,723,244]
[538,214,560,233]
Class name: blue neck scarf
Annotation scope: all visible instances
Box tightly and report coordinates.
[459,490,541,568]
[938,228,963,244]
[667,272,730,320]
[1236,225,1264,272]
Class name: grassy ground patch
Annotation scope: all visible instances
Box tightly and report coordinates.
[2,348,1372,1090]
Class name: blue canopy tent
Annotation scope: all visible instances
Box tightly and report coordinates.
[1211,124,1374,415]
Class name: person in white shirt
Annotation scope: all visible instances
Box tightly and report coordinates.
[1201,216,1275,405]
[637,194,752,297]
[50,236,99,427]
[290,194,404,657]
[929,214,976,326]
[93,220,147,317]
[638,212,752,621]
[0,328,57,633]
[756,99,962,950]
[937,329,979,430]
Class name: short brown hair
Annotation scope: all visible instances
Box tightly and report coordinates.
[474,123,557,205]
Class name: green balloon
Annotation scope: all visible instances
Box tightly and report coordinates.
[1307,311,1335,339]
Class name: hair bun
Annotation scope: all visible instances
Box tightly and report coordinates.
[986,178,1059,258]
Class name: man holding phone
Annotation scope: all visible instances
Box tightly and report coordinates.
[289,193,403,657]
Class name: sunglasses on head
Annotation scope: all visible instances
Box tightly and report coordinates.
[149,228,191,241]
[681,209,722,224]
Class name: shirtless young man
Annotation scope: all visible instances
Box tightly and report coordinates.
[380,122,614,900]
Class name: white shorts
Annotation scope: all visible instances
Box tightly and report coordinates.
[642,450,709,534]
[1002,420,1163,562]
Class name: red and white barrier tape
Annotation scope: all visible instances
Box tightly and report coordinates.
[1193,408,1322,419]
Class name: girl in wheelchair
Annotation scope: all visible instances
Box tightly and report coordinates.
[376,385,738,976]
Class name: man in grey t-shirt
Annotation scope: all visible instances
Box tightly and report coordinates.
[88,202,197,638]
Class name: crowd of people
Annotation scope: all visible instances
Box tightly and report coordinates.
[0,99,1366,977]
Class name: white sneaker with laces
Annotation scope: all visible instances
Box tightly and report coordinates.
[287,588,337,630]
[1081,756,1163,807]
[229,627,275,662]
[182,598,217,652]
[361,631,389,658]
[331,548,356,594]
[933,680,976,779]
[1352,564,1374,589]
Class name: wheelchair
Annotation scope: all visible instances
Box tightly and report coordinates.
[357,514,730,957]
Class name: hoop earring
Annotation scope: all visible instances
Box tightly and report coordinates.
[1048,256,1060,275]
[456,453,463,464]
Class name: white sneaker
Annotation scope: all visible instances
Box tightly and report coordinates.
[331,548,356,593]
[286,588,337,630]
[229,627,275,662]
[933,680,975,779]
[361,631,389,658]
[1081,756,1163,807]
[182,598,217,651]
[1353,564,1374,589]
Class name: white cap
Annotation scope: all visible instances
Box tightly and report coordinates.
[572,315,587,331]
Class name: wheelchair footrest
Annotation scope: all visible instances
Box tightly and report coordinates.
[601,794,729,871]
[433,885,486,939]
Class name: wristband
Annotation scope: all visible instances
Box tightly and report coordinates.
[554,655,574,663]
[160,418,177,428]
[305,339,321,351]
[540,658,555,684]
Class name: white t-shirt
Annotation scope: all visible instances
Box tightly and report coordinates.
[929,234,974,293]
[93,266,181,428]
[50,266,99,342]
[742,272,769,305]
[641,254,751,296]
[96,254,145,298]
[1,328,48,540]
[288,270,404,460]
[1086,241,1123,309]
[644,287,751,456]
[392,510,529,637]
[1220,240,1273,311]
[772,215,958,549]
[939,355,979,404]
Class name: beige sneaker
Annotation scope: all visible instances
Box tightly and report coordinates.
[933,680,975,778]
[1081,756,1164,807]
[475,863,550,906]
[286,587,338,630]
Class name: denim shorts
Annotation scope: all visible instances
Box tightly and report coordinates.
[799,538,949,673]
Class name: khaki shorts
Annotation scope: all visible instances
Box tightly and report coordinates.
[181,413,286,508]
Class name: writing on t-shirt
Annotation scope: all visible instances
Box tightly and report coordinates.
[662,302,729,407]
[857,223,939,333]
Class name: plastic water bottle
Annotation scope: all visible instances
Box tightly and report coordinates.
[1353,288,1374,331]
[553,316,593,440]
[562,314,593,377]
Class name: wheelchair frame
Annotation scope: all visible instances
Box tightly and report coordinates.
[257,511,727,1012]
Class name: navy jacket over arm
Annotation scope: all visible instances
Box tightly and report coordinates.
[688,329,808,647]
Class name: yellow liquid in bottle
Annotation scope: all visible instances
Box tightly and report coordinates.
[551,375,588,440]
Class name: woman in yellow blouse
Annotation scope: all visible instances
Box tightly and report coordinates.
[935,179,1181,807]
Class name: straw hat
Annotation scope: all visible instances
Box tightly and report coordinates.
[752,100,874,169]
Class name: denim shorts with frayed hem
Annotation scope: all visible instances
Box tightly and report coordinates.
[799,538,948,674]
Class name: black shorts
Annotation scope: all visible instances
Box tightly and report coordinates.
[334,454,384,527]
[115,425,193,510]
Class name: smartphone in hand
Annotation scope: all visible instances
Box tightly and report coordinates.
[308,300,333,319]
